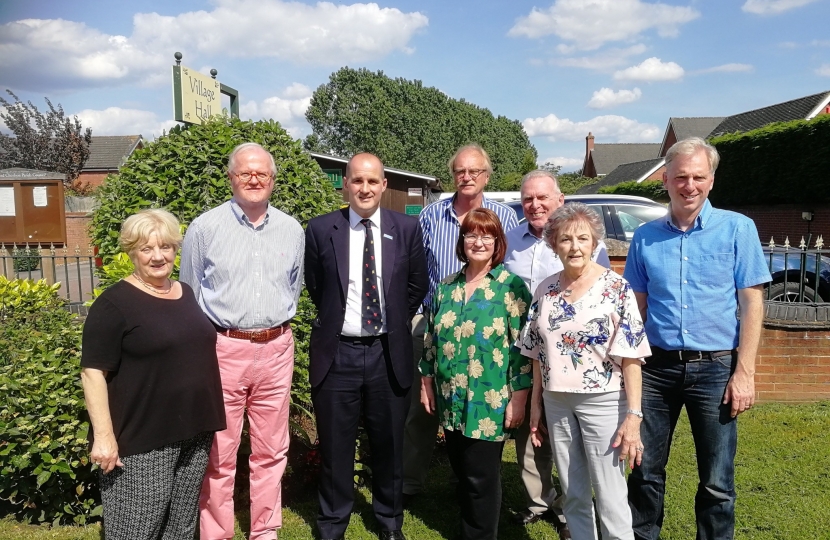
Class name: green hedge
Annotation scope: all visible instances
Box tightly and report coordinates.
[0,277,98,524]
[709,113,830,206]
[597,179,667,200]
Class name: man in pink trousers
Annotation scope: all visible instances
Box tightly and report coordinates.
[180,142,305,539]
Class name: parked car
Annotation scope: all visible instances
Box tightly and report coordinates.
[763,245,830,302]
[506,194,668,242]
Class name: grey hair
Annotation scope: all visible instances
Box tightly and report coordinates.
[520,169,560,193]
[447,143,493,177]
[665,137,720,174]
[227,142,277,176]
[543,203,605,251]
[120,209,182,255]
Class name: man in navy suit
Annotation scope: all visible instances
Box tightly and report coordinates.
[304,152,428,540]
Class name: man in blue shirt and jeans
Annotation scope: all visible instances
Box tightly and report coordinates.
[623,137,771,540]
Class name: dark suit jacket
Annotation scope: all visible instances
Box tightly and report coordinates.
[305,207,428,388]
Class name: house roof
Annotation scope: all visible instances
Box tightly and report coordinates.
[709,90,830,138]
[576,158,665,194]
[83,135,143,170]
[659,117,725,154]
[587,143,660,176]
[309,151,439,186]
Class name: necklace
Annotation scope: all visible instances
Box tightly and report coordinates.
[465,266,491,285]
[561,268,592,297]
[132,272,172,295]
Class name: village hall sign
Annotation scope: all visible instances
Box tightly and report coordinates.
[172,52,239,125]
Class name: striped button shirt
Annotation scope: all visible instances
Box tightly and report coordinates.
[180,199,305,330]
[419,195,519,308]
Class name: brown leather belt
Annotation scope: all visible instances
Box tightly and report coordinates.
[651,346,734,362]
[213,321,290,343]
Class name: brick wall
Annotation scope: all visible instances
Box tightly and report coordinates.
[726,203,830,246]
[756,327,830,402]
[74,171,110,191]
[65,212,94,252]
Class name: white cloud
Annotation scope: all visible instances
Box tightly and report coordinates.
[523,113,660,143]
[552,44,647,71]
[240,83,313,138]
[816,64,830,77]
[613,57,684,81]
[539,156,584,171]
[587,88,642,109]
[742,0,820,15]
[74,107,178,139]
[697,63,754,73]
[0,0,428,91]
[508,0,699,50]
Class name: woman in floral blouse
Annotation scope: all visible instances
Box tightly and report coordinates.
[520,203,651,540]
[419,208,532,540]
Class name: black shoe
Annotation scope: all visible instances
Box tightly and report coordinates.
[512,508,544,526]
[320,537,344,540]
[380,531,406,540]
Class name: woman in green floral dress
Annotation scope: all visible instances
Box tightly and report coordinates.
[419,208,532,540]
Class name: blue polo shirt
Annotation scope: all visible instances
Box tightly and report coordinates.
[623,200,771,351]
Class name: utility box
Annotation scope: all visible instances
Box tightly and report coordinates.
[0,168,67,245]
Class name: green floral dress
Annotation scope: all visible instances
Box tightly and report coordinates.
[419,264,532,442]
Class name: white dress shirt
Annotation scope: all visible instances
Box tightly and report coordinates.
[342,207,387,336]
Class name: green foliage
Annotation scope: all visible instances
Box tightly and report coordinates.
[89,116,341,409]
[598,179,668,200]
[0,277,99,525]
[557,172,598,195]
[304,67,537,190]
[709,114,830,206]
[0,90,92,186]
[11,249,41,272]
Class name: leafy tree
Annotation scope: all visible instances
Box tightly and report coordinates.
[598,179,668,201]
[557,171,599,195]
[0,90,92,186]
[91,116,342,409]
[304,67,537,190]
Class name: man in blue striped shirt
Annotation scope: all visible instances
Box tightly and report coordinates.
[181,142,305,540]
[402,143,519,502]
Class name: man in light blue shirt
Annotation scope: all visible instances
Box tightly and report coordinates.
[623,138,770,540]
[402,143,519,502]
[504,170,608,535]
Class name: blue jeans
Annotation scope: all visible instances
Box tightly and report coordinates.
[628,352,737,540]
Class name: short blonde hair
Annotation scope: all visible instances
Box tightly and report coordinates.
[119,209,182,255]
[447,143,493,177]
[665,137,720,174]
[544,203,604,252]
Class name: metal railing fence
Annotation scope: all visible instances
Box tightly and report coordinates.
[1,243,99,305]
[764,235,828,304]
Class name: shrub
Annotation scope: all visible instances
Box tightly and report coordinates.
[90,116,342,409]
[0,277,98,525]
[709,114,830,206]
[598,179,668,201]
[11,248,40,273]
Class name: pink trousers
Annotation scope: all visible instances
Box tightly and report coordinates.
[199,330,294,540]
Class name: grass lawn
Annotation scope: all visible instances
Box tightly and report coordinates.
[2,401,828,539]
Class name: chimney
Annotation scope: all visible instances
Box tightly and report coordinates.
[586,132,594,154]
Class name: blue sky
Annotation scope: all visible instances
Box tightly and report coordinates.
[1,0,828,171]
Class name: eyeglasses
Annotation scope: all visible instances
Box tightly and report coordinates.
[453,168,488,179]
[235,171,273,182]
[463,234,495,245]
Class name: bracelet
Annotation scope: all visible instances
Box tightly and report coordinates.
[627,409,644,418]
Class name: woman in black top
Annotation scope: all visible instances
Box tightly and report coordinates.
[81,209,225,539]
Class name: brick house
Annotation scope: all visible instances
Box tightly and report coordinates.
[74,135,143,192]
[580,132,659,178]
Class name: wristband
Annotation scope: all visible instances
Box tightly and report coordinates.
[627,409,644,418]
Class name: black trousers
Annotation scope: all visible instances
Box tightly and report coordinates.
[444,429,505,540]
[312,336,410,538]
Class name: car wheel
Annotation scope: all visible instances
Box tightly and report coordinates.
[766,282,824,302]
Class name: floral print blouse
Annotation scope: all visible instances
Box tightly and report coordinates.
[518,269,650,394]
[419,264,532,442]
